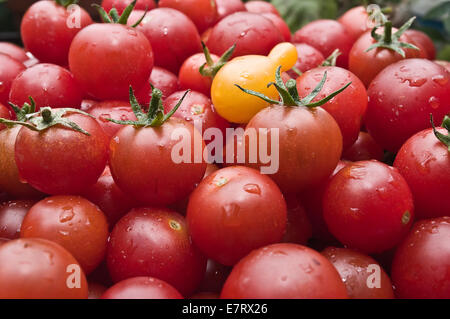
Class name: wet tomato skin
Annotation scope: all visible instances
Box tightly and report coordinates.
[404,29,436,60]
[282,196,313,245]
[101,0,157,14]
[215,0,246,21]
[323,160,414,254]
[101,277,183,299]
[221,243,348,299]
[287,43,324,78]
[187,166,287,266]
[338,6,371,41]
[20,196,109,275]
[391,217,450,299]
[107,207,207,296]
[394,128,450,219]
[0,53,26,107]
[322,247,395,299]
[178,53,219,96]
[0,42,28,63]
[261,13,291,42]
[0,200,35,239]
[0,238,88,299]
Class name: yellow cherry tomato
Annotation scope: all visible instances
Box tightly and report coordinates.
[211,43,298,124]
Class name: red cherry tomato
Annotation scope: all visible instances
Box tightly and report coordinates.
[435,60,450,72]
[135,66,179,106]
[323,160,414,254]
[101,277,183,299]
[404,29,436,60]
[0,200,35,239]
[69,23,153,100]
[342,131,384,162]
[293,20,353,68]
[297,66,367,150]
[9,63,83,111]
[365,59,450,152]
[21,196,109,274]
[322,247,395,299]
[282,196,312,245]
[21,0,92,66]
[159,0,218,34]
[261,13,291,42]
[245,1,280,16]
[128,8,201,74]
[101,0,156,14]
[287,43,324,78]
[107,208,207,296]
[221,243,348,299]
[215,0,246,21]
[394,127,450,219]
[187,166,287,266]
[0,53,26,107]
[179,53,219,96]
[0,238,88,299]
[15,113,109,195]
[338,6,371,41]
[206,12,284,59]
[392,217,450,299]
[0,42,28,63]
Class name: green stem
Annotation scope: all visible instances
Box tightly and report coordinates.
[384,21,392,44]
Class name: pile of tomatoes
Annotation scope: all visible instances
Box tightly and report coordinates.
[0,0,449,299]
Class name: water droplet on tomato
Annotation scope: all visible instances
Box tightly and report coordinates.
[243,183,261,195]
[431,74,448,86]
[222,203,241,227]
[59,208,74,223]
[428,96,440,109]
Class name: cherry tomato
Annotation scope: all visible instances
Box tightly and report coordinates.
[198,259,231,294]
[322,247,395,299]
[342,131,384,162]
[15,112,109,195]
[287,43,324,78]
[338,6,371,41]
[215,0,246,21]
[404,29,436,60]
[261,13,291,42]
[21,196,109,274]
[0,53,26,107]
[282,196,312,245]
[394,127,450,219]
[101,277,183,299]
[21,0,92,66]
[206,12,284,59]
[0,200,35,239]
[107,208,207,296]
[296,66,367,150]
[435,60,450,72]
[221,243,348,299]
[9,63,84,111]
[293,20,353,68]
[365,59,450,152]
[392,217,450,299]
[159,0,218,34]
[69,23,153,100]
[323,160,414,254]
[136,66,179,106]
[187,166,287,266]
[179,53,219,97]
[245,1,280,16]
[101,0,156,14]
[0,238,88,299]
[0,42,28,63]
[82,166,136,228]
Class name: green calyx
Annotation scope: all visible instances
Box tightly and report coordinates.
[199,42,236,78]
[321,49,341,67]
[93,0,146,27]
[55,0,78,8]
[108,86,190,128]
[0,98,93,135]
[366,17,419,58]
[431,114,450,152]
[235,66,351,108]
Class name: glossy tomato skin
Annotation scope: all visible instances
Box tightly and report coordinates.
[293,20,353,69]
[15,113,109,195]
[245,1,280,16]
[338,6,371,41]
[0,53,26,107]
[109,118,206,206]
[322,247,395,299]
[342,131,384,162]
[21,1,92,66]
[0,200,35,239]
[282,196,312,245]
[0,103,11,131]
[244,105,343,194]
[0,238,88,299]
[69,23,153,100]
[129,9,201,74]
[159,0,218,34]
[21,196,109,275]
[221,243,348,299]
[101,0,156,14]
[87,101,136,141]
[9,63,83,111]
[215,0,246,21]
[82,166,135,229]
[0,42,28,63]
[365,59,450,152]
[404,29,436,60]
[435,60,450,72]
[135,66,179,106]
[323,161,414,254]
[392,217,450,299]
[394,128,450,219]
[107,208,207,296]
[296,66,367,150]
[102,277,183,299]
[206,12,284,59]
[0,126,43,199]
[287,43,324,78]
[178,53,219,96]
[187,166,287,266]
[261,13,291,42]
